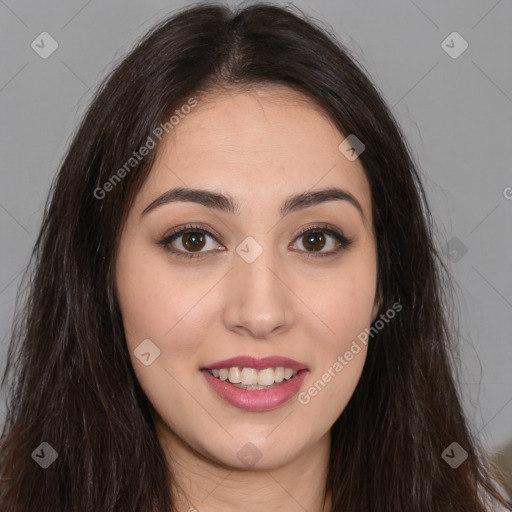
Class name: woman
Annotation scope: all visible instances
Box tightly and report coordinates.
[0,3,510,511]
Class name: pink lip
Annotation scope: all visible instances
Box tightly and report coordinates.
[202,356,308,371]
[202,369,309,411]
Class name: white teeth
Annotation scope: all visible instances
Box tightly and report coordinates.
[241,368,258,385]
[274,366,285,383]
[208,366,300,386]
[229,367,241,384]
[257,368,274,386]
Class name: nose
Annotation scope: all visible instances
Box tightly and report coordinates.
[222,249,294,339]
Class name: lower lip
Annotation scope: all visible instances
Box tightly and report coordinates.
[202,369,309,411]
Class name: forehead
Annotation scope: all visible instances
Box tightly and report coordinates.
[136,86,372,224]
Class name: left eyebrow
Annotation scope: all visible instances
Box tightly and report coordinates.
[280,187,366,224]
[140,186,367,224]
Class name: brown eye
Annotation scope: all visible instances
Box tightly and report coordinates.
[181,231,207,252]
[291,225,353,257]
[159,225,221,259]
[159,223,352,261]
[302,231,326,252]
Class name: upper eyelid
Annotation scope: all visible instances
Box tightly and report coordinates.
[163,224,220,243]
[164,223,346,246]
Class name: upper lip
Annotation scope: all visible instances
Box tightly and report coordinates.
[202,356,309,371]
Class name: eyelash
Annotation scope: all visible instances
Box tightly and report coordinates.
[158,223,353,260]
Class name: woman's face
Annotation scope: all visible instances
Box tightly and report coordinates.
[115,86,380,470]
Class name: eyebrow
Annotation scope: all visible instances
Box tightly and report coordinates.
[141,186,367,224]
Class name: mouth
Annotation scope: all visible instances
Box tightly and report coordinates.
[200,356,309,411]
[205,366,301,389]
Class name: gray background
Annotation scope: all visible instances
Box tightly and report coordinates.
[1,0,511,455]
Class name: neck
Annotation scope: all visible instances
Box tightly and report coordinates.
[155,417,332,512]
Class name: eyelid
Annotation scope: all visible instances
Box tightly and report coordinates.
[163,222,223,242]
[291,223,346,244]
[158,222,353,259]
[158,223,222,260]
[290,223,353,255]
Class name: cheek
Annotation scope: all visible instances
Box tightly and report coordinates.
[297,346,367,439]
[116,254,222,452]
[116,247,213,431]
[296,249,376,418]
[115,240,212,365]
[297,271,374,426]
[304,250,378,350]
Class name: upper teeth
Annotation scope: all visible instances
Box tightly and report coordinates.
[210,367,299,386]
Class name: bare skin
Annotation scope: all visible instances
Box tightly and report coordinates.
[115,85,380,512]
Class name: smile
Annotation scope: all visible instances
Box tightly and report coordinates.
[207,366,299,388]
[201,355,309,411]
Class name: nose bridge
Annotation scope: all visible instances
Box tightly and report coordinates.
[223,237,293,338]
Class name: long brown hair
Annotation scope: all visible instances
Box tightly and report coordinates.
[1,3,510,511]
